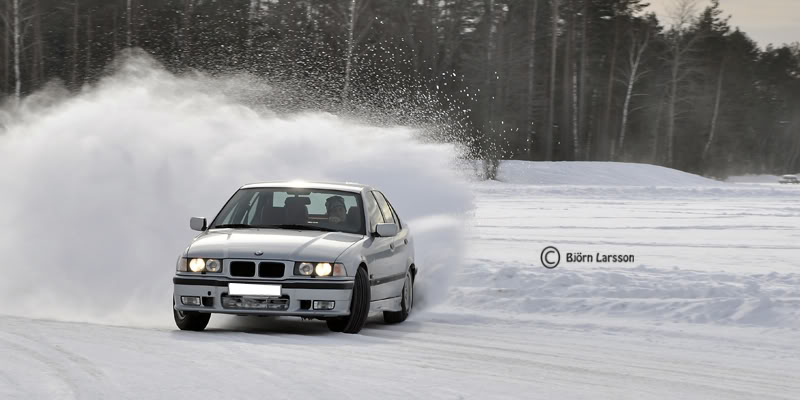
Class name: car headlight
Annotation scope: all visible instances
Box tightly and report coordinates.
[294,262,347,277]
[297,262,314,276]
[205,259,221,273]
[315,263,333,276]
[185,258,223,273]
[189,258,206,272]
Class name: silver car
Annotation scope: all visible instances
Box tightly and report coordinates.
[172,181,415,334]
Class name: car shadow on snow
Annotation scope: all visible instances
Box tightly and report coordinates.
[213,315,333,335]
[167,313,423,343]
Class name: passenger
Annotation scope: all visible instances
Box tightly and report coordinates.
[325,195,348,225]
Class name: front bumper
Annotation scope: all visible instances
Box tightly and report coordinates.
[173,276,353,317]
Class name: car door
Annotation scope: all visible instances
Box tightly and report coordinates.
[385,195,411,272]
[362,191,396,301]
[371,191,409,298]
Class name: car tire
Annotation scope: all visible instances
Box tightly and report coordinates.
[383,270,413,324]
[327,267,370,334]
[173,300,211,331]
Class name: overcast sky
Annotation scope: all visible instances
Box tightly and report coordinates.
[646,0,800,47]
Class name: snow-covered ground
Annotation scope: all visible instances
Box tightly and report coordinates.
[727,174,800,185]
[492,160,721,186]
[2,161,799,399]
[726,174,784,184]
[1,62,798,399]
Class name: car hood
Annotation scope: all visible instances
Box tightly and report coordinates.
[187,229,364,262]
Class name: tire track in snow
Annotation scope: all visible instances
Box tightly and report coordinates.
[0,332,83,399]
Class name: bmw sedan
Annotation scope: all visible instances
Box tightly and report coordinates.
[173,181,415,334]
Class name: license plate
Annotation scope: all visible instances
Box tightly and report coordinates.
[228,283,282,297]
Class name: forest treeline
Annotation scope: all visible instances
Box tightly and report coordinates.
[1,0,799,177]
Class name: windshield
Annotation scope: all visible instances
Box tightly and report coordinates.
[209,188,365,235]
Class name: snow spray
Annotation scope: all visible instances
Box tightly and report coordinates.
[0,52,472,328]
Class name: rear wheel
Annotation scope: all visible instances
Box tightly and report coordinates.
[383,270,413,324]
[327,267,370,334]
[173,300,211,331]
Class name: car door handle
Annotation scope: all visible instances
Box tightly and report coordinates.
[389,243,395,250]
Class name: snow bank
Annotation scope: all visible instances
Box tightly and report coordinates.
[450,264,800,328]
[494,160,721,186]
[0,53,472,327]
[455,182,800,329]
[726,174,784,184]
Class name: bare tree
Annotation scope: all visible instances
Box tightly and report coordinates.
[179,0,194,60]
[571,38,580,160]
[664,0,700,166]
[11,0,20,101]
[788,112,800,170]
[2,22,8,93]
[341,0,359,102]
[246,0,260,51]
[702,60,724,160]
[560,1,572,159]
[439,0,464,75]
[650,91,666,163]
[544,0,560,161]
[481,0,497,178]
[559,1,580,160]
[30,0,43,86]
[111,5,118,53]
[576,0,589,159]
[84,11,92,83]
[400,1,420,72]
[70,0,79,87]
[0,0,26,101]
[599,4,621,160]
[569,2,580,159]
[341,0,374,103]
[422,0,440,80]
[126,0,133,48]
[1,0,46,99]
[585,87,598,158]
[525,0,539,159]
[616,26,650,158]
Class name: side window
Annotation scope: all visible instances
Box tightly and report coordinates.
[372,191,396,227]
[367,191,384,232]
[387,201,402,229]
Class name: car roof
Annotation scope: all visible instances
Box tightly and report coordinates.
[240,180,374,193]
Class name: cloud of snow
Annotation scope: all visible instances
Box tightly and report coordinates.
[0,52,472,328]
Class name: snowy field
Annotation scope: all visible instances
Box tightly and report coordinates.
[2,161,799,400]
[1,66,798,399]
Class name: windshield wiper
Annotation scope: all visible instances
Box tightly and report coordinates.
[212,223,338,232]
[271,224,337,232]
[211,224,258,229]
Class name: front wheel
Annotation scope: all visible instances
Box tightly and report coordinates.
[383,270,413,324]
[173,300,211,331]
[327,267,370,334]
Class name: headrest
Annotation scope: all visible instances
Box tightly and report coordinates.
[346,206,361,228]
[285,196,311,206]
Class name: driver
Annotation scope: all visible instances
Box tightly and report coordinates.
[325,195,347,225]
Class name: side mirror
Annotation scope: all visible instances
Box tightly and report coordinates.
[190,217,207,231]
[375,223,398,237]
